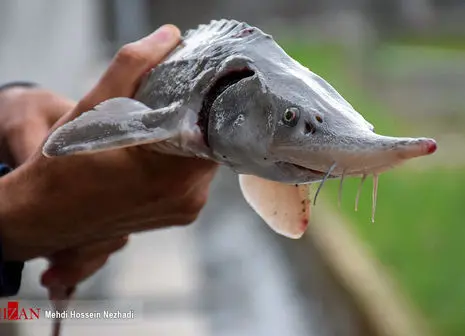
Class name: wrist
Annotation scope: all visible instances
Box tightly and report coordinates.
[0,164,46,261]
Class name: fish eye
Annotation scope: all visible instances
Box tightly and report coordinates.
[283,107,300,127]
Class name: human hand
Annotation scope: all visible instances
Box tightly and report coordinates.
[0,24,218,262]
[0,86,129,288]
[0,86,73,168]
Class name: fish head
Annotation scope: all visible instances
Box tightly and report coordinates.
[265,64,437,183]
[207,51,437,183]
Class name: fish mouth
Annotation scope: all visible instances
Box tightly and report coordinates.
[198,68,256,147]
[288,162,338,178]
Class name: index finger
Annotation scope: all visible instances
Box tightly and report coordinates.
[64,24,181,122]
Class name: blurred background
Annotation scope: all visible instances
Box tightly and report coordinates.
[0,0,464,335]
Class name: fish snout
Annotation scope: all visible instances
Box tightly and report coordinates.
[323,134,438,176]
[394,137,437,160]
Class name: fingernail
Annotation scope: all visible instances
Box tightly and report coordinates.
[149,25,176,43]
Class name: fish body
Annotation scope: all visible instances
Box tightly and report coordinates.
[43,19,437,239]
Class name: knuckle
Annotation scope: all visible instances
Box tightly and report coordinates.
[180,190,208,222]
[112,237,129,252]
[116,43,150,68]
[74,98,96,116]
[164,177,192,199]
[175,213,199,227]
[184,213,200,225]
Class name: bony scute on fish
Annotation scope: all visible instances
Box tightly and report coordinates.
[42,18,437,239]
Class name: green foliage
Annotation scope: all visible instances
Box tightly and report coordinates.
[389,35,465,52]
[280,41,465,336]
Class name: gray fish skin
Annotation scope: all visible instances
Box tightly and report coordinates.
[134,19,436,183]
[43,19,437,184]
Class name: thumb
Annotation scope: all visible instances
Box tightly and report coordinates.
[58,24,181,126]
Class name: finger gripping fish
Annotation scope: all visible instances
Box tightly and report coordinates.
[43,19,437,239]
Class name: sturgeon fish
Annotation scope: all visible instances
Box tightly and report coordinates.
[43,18,437,336]
[43,19,437,238]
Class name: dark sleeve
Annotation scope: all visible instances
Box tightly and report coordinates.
[0,81,38,92]
[0,163,25,297]
[0,81,35,297]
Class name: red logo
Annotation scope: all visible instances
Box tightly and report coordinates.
[0,301,40,321]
